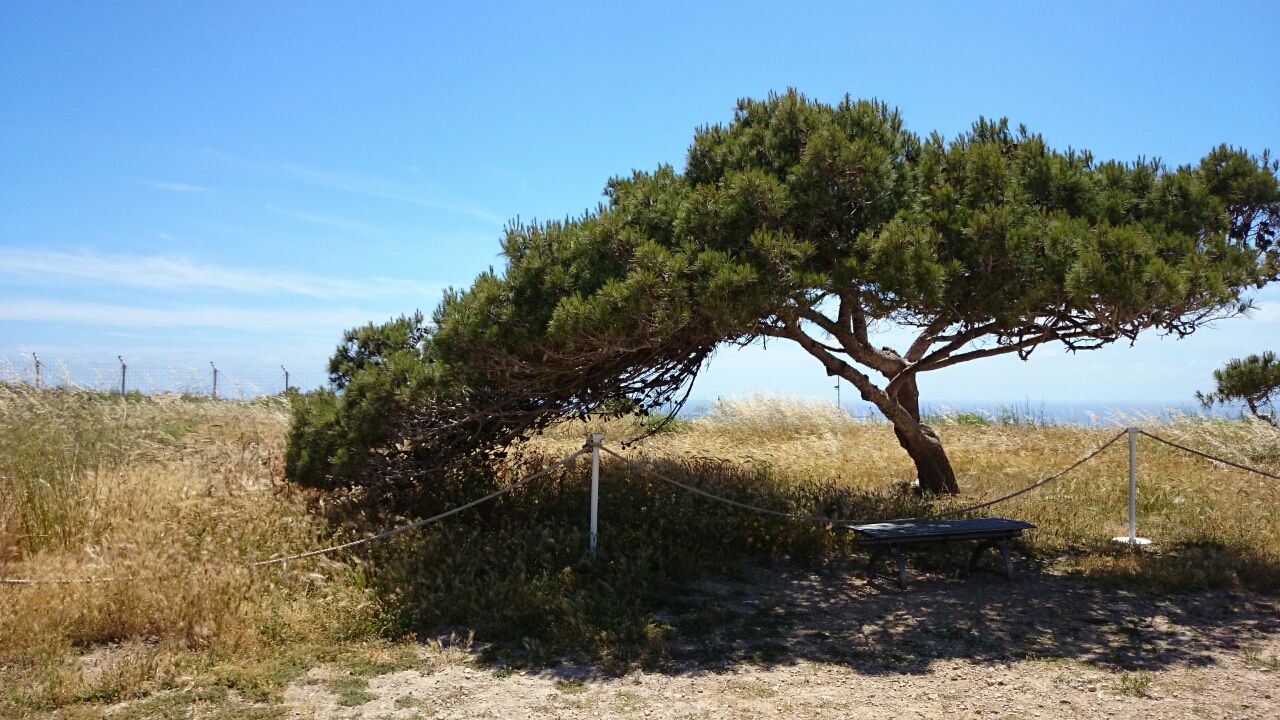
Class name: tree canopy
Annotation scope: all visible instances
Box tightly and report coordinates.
[1199,351,1280,426]
[288,91,1279,494]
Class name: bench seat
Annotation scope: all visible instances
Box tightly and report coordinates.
[844,517,1035,588]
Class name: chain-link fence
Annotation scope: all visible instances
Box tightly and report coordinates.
[1,355,329,399]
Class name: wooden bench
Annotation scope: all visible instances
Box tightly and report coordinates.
[845,518,1035,588]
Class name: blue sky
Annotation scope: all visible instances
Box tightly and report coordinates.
[2,1,1277,410]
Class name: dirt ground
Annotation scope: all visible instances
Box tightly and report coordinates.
[279,562,1280,720]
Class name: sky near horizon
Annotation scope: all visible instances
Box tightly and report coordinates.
[2,1,1278,410]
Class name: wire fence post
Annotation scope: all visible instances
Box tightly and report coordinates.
[118,356,127,395]
[282,365,290,392]
[32,353,41,389]
[211,362,218,400]
[1113,426,1152,546]
[588,432,604,556]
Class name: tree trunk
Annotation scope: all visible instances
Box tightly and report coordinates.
[891,421,959,495]
[771,321,961,494]
[887,374,959,494]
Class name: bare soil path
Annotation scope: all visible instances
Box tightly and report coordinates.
[281,563,1280,719]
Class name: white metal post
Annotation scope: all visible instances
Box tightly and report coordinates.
[118,356,127,396]
[32,353,41,389]
[1113,426,1152,546]
[588,432,604,556]
[211,362,218,400]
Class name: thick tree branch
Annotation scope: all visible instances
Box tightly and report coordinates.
[765,322,920,433]
[913,320,1002,369]
[796,303,903,377]
[917,328,1112,373]
[903,315,955,363]
[839,288,871,347]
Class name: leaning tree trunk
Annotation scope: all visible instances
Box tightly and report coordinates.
[887,375,959,495]
[779,323,961,494]
[891,421,959,495]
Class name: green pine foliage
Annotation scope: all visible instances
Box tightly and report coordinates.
[288,91,1279,492]
[1199,351,1280,425]
[286,312,441,488]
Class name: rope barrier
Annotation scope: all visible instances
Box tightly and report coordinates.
[249,448,587,567]
[1138,430,1280,481]
[5,425,1274,586]
[1,448,588,586]
[927,429,1128,518]
[600,445,861,524]
[605,429,1128,525]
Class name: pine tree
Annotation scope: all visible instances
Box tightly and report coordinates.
[294,91,1280,494]
[1199,351,1280,426]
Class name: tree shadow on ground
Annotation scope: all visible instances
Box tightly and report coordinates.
[506,552,1280,681]
[330,451,1279,683]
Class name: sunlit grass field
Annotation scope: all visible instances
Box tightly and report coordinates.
[1,386,1277,715]
[540,395,1280,586]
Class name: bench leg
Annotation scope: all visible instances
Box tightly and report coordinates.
[962,538,1013,576]
[866,547,886,580]
[997,539,1013,580]
[892,545,907,588]
[968,540,996,574]
[968,539,1015,580]
[866,546,909,588]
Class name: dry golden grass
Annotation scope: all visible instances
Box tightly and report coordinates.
[2,389,1278,716]
[539,395,1280,589]
[0,385,383,714]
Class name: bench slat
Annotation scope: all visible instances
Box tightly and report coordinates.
[845,517,1034,543]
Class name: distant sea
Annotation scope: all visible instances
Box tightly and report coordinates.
[684,398,1252,426]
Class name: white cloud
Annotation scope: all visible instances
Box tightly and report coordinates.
[203,149,508,225]
[266,204,382,236]
[0,298,377,333]
[146,180,213,193]
[1249,301,1280,324]
[0,248,442,300]
[279,163,507,226]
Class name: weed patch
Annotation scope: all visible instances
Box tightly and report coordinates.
[1116,670,1156,697]
[1241,645,1280,671]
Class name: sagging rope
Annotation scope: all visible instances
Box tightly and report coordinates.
[602,428,1128,526]
[1,448,589,586]
[600,444,856,524]
[250,448,589,566]
[928,429,1128,519]
[1139,430,1280,482]
[5,427,1275,586]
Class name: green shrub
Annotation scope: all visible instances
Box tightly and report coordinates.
[284,388,347,488]
[286,313,440,489]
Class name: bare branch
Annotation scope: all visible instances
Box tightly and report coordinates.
[913,320,1002,368]
[839,288,871,347]
[903,315,955,363]
[775,321,920,432]
[796,303,903,377]
[919,328,1111,373]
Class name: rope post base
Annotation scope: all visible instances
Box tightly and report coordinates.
[1112,426,1152,547]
